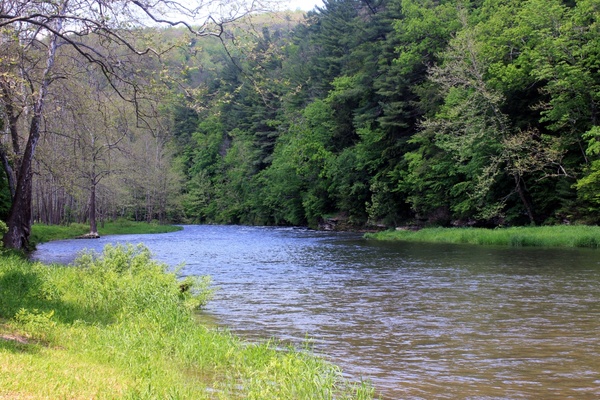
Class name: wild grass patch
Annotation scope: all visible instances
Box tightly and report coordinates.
[367,225,600,248]
[0,244,374,399]
[30,220,182,245]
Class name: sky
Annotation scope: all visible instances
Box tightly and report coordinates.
[283,0,324,11]
[150,0,326,27]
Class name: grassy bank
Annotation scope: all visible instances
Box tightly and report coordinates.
[0,245,374,399]
[366,225,600,248]
[30,220,183,245]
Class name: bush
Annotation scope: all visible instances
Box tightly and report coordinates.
[71,244,213,326]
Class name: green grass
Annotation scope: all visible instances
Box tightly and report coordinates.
[366,225,600,248]
[0,245,375,399]
[30,220,183,245]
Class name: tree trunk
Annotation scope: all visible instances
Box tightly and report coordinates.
[89,179,98,235]
[514,174,536,226]
[0,147,16,199]
[0,82,21,194]
[2,17,63,250]
[3,115,41,249]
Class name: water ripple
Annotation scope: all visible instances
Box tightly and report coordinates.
[33,225,600,399]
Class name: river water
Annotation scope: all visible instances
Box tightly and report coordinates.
[33,225,600,399]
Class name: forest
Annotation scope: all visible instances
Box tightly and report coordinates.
[2,0,600,248]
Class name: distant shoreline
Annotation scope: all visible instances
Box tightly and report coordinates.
[365,225,600,249]
[30,220,182,246]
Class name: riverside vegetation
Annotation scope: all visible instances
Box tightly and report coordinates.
[5,0,600,253]
[0,243,375,399]
[367,225,600,248]
[29,220,183,248]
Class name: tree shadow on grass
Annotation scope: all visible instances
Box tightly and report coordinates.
[0,332,41,354]
[0,267,94,326]
[0,269,62,318]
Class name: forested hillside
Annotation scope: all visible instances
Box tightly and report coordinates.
[169,0,600,228]
[8,0,600,233]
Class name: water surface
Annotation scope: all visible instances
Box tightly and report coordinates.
[33,225,600,399]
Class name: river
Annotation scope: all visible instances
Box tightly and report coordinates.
[32,225,600,399]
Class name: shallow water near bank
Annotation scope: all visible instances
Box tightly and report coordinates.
[33,225,600,399]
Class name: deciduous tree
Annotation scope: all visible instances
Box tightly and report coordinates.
[0,0,260,249]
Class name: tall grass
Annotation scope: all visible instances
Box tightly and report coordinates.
[30,220,182,245]
[0,245,374,399]
[366,225,600,248]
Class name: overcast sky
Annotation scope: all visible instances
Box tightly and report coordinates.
[284,0,324,11]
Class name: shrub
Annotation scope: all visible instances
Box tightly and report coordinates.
[70,244,213,326]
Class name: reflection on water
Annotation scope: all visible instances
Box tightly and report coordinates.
[33,225,600,399]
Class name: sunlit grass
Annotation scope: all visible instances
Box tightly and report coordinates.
[0,340,131,399]
[366,225,600,248]
[0,245,375,399]
[30,219,182,245]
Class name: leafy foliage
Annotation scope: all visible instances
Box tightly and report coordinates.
[158,1,600,227]
[14,1,600,229]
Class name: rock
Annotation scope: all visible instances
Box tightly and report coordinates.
[76,232,100,239]
[395,225,421,231]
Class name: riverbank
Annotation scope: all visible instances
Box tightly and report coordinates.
[0,244,374,399]
[30,220,183,245]
[366,225,600,248]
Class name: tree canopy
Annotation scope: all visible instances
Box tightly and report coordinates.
[0,0,263,249]
[3,0,600,245]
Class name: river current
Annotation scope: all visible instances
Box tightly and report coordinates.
[33,225,600,399]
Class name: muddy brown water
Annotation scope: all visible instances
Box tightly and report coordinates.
[33,225,600,399]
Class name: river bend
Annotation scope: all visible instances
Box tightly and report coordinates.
[33,225,600,399]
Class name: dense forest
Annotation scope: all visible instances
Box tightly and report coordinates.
[4,0,600,240]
